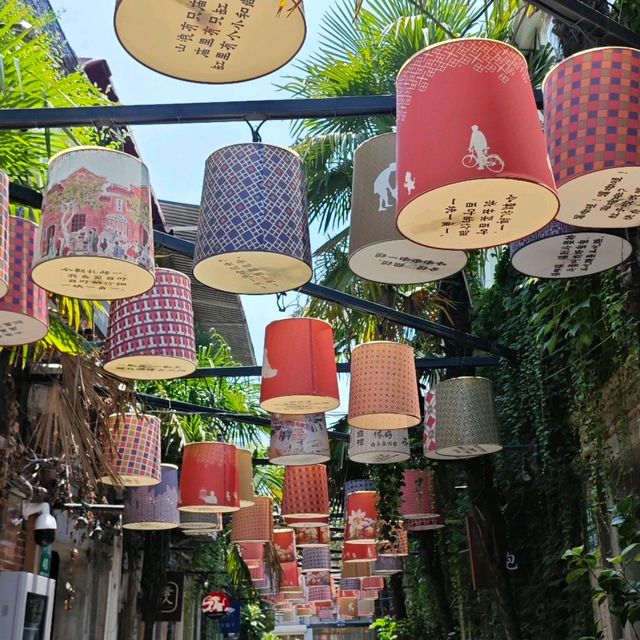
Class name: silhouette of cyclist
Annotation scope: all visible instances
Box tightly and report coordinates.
[468,124,489,169]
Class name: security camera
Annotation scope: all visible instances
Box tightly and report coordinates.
[23,502,57,547]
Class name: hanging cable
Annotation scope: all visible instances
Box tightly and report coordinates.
[244,119,267,143]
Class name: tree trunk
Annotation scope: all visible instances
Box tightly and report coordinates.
[390,573,407,619]
[140,531,169,640]
[466,457,523,640]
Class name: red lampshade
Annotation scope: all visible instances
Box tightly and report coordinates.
[273,528,297,563]
[101,413,161,486]
[179,442,239,513]
[344,491,378,544]
[401,470,439,518]
[341,562,371,579]
[378,524,409,557]
[281,464,330,518]
[405,516,445,532]
[281,561,302,592]
[348,341,420,429]
[260,318,339,414]
[295,524,331,548]
[0,216,49,346]
[231,496,273,543]
[342,542,377,563]
[361,576,384,591]
[284,515,329,528]
[238,542,264,569]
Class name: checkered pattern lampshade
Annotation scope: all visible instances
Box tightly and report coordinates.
[510,220,631,279]
[0,216,49,346]
[348,132,467,285]
[301,547,331,573]
[295,524,331,547]
[340,578,361,590]
[0,172,9,299]
[114,0,306,84]
[378,524,409,557]
[273,528,297,563]
[405,516,445,532]
[435,377,502,457]
[281,464,330,518]
[401,470,439,518]
[269,413,330,465]
[261,318,339,414]
[348,341,420,429]
[348,428,410,464]
[544,47,640,228]
[104,268,196,380]
[345,491,378,544]
[236,448,255,508]
[231,496,273,543]
[345,480,376,494]
[193,143,312,294]
[179,511,222,531]
[123,464,179,530]
[34,147,155,300]
[102,413,161,486]
[179,442,240,512]
[396,39,559,250]
[307,585,333,602]
[343,542,377,563]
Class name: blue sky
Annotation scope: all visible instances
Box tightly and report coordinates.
[49,0,351,416]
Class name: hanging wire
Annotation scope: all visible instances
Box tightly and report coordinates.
[244,119,267,143]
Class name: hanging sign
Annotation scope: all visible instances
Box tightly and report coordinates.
[201,591,233,619]
[157,572,184,622]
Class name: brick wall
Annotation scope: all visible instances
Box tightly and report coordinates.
[0,491,26,572]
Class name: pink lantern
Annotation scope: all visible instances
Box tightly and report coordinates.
[0,216,49,345]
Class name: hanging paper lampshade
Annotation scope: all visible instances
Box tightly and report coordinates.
[348,342,420,430]
[344,491,378,544]
[358,598,377,616]
[0,216,49,346]
[405,516,445,532]
[435,377,502,457]
[281,464,330,519]
[297,604,314,616]
[285,514,329,528]
[339,589,360,600]
[339,597,358,618]
[424,388,455,461]
[342,562,371,579]
[510,220,631,278]
[33,147,154,299]
[307,585,333,602]
[236,448,256,508]
[345,480,376,495]
[396,39,558,250]
[273,528,297,563]
[101,413,161,486]
[179,512,222,531]
[103,268,196,380]
[193,143,312,294]
[269,413,331,466]
[378,524,409,557]
[340,578,361,591]
[261,318,339,414]
[349,133,467,284]
[373,555,404,576]
[179,442,239,512]
[343,542,377,563]
[123,464,179,530]
[114,0,306,84]
[544,48,640,228]
[295,524,331,548]
[231,496,273,543]
[401,470,439,518]
[281,561,302,592]
[238,542,264,569]
[301,547,332,573]
[0,172,9,299]
[348,428,410,464]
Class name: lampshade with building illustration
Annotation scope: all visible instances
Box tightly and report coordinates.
[261,318,339,414]
[281,464,330,519]
[434,377,502,458]
[123,464,179,530]
[114,0,306,84]
[104,268,197,380]
[101,413,161,487]
[269,413,330,465]
[544,47,640,228]
[33,147,155,300]
[396,39,558,250]
[0,216,49,346]
[348,428,410,464]
[193,143,312,294]
[179,442,239,512]
[231,496,273,543]
[349,133,467,284]
[348,341,420,430]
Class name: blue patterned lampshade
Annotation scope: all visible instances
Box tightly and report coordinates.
[194,143,312,294]
[301,547,332,573]
[123,464,179,530]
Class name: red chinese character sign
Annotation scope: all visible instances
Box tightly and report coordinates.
[114,0,306,84]
[33,147,155,300]
[396,39,559,250]
[544,47,640,228]
[201,591,232,619]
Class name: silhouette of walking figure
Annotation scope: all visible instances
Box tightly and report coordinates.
[373,162,397,211]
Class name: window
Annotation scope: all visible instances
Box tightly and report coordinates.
[70,213,86,232]
[115,198,124,212]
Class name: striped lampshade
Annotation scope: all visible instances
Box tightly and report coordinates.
[123,464,179,530]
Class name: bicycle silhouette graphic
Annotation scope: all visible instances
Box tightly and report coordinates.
[462,148,505,173]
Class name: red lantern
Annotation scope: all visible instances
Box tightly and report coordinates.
[179,442,239,513]
[362,576,384,591]
[396,39,558,250]
[260,318,339,414]
[401,470,439,518]
[281,464,330,518]
[344,491,378,544]
[343,542,377,563]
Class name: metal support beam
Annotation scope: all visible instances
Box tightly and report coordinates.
[0,92,542,130]
[528,0,640,48]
